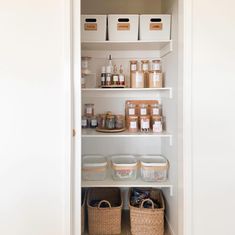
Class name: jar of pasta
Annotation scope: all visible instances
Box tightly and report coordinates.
[127,116,139,133]
[127,103,137,116]
[150,103,162,116]
[131,71,144,88]
[140,115,150,133]
[152,115,163,133]
[139,103,149,116]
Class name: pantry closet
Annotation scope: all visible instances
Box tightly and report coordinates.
[73,0,183,234]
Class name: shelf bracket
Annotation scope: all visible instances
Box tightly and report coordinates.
[169,135,173,146]
[169,88,173,99]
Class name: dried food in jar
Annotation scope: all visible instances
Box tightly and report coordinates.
[150,103,162,116]
[84,104,94,117]
[130,60,138,72]
[115,115,125,129]
[82,116,88,128]
[152,115,163,133]
[127,115,139,133]
[90,116,98,128]
[127,103,137,116]
[97,114,106,129]
[139,103,148,116]
[141,60,150,88]
[105,114,115,129]
[131,71,144,88]
[140,115,150,133]
[149,71,163,88]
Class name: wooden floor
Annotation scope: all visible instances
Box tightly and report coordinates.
[84,210,171,235]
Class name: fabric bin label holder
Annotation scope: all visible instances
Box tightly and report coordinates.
[150,18,163,31]
[117,18,130,31]
[84,18,97,31]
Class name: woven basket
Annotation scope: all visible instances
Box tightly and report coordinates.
[129,188,165,235]
[81,190,86,234]
[87,188,123,235]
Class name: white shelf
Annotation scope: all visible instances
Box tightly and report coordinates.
[82,87,173,99]
[82,171,173,196]
[82,129,173,145]
[81,40,173,57]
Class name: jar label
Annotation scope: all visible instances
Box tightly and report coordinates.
[152,108,160,115]
[153,121,162,133]
[101,75,105,82]
[106,75,111,82]
[129,108,135,115]
[130,121,137,128]
[141,120,149,129]
[131,64,137,71]
[153,73,161,82]
[153,63,161,71]
[140,108,147,115]
[113,75,119,82]
[86,107,92,114]
[119,74,125,82]
[91,119,97,126]
[81,60,88,69]
[82,120,87,126]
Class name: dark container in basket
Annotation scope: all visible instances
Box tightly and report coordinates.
[87,187,123,235]
[129,188,165,235]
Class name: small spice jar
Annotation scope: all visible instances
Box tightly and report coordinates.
[139,103,149,116]
[140,115,150,133]
[152,115,163,133]
[90,116,98,128]
[127,115,139,133]
[84,104,94,117]
[115,115,125,129]
[131,71,144,88]
[127,103,137,116]
[130,60,138,73]
[82,116,88,128]
[141,60,150,88]
[150,103,162,116]
[98,114,106,129]
[105,114,115,129]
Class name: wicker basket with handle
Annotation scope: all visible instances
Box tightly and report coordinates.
[87,187,123,235]
[129,188,165,235]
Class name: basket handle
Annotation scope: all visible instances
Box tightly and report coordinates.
[98,200,112,208]
[140,199,154,209]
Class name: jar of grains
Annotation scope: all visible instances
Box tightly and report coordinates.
[140,115,150,133]
[105,114,115,129]
[139,103,149,116]
[141,60,150,88]
[149,71,163,88]
[127,116,139,133]
[98,114,106,129]
[127,103,137,116]
[131,70,144,88]
[152,115,163,133]
[150,103,162,116]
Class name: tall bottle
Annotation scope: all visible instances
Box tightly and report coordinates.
[100,66,106,86]
[119,65,125,86]
[112,65,119,85]
[108,54,113,74]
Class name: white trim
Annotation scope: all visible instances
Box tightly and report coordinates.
[182,0,193,234]
[63,0,73,235]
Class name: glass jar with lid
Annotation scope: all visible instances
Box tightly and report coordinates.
[149,71,163,88]
[152,115,163,133]
[90,116,98,128]
[140,115,150,133]
[130,70,144,88]
[127,103,137,116]
[130,60,138,73]
[115,115,125,129]
[105,114,115,129]
[150,103,162,116]
[152,60,161,72]
[141,60,150,88]
[98,114,106,129]
[82,116,88,128]
[139,103,149,116]
[84,104,94,117]
[127,115,139,133]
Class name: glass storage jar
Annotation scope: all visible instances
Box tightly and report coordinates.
[152,115,163,133]
[82,116,88,128]
[149,71,163,88]
[152,59,161,72]
[139,103,149,116]
[97,114,106,129]
[150,103,162,116]
[130,60,138,73]
[140,115,150,133]
[84,104,94,117]
[115,115,125,129]
[127,103,137,116]
[105,114,115,129]
[141,60,150,88]
[90,116,98,128]
[127,115,139,133]
[131,70,144,88]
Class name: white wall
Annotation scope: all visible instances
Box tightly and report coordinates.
[191,0,235,234]
[0,1,70,235]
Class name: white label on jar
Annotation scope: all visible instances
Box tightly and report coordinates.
[116,169,132,179]
[153,121,162,133]
[141,120,149,129]
[136,74,143,83]
[131,64,137,71]
[113,75,119,82]
[129,108,135,115]
[106,75,111,82]
[82,120,87,126]
[101,75,105,82]
[153,73,161,82]
[130,121,137,128]
[143,63,148,71]
[86,107,92,114]
[152,108,160,115]
[91,119,97,126]
[81,60,88,69]
[153,63,161,71]
[140,108,147,115]
[119,74,125,82]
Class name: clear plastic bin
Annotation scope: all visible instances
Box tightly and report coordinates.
[140,155,169,182]
[111,155,138,181]
[82,155,107,181]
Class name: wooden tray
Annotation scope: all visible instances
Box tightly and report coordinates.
[100,85,126,88]
[96,127,126,133]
